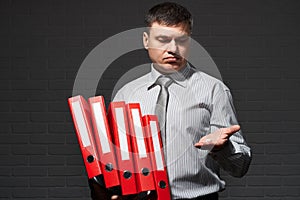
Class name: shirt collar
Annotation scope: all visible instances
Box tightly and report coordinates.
[147,63,192,90]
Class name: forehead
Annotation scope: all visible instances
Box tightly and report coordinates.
[149,22,190,37]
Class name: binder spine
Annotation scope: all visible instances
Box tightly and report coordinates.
[126,103,155,192]
[68,95,102,179]
[89,96,120,188]
[143,115,171,200]
[108,101,138,195]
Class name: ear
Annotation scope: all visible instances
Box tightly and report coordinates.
[143,32,149,50]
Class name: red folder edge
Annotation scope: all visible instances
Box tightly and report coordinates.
[89,96,120,188]
[108,101,138,195]
[126,103,155,192]
[68,95,102,179]
[143,115,171,200]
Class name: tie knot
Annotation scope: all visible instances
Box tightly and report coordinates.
[156,76,173,88]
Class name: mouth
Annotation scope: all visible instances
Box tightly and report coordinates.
[163,56,181,62]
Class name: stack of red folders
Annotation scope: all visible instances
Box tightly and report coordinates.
[68,95,171,199]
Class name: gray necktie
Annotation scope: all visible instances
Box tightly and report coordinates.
[155,76,173,148]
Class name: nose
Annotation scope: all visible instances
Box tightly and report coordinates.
[167,39,177,53]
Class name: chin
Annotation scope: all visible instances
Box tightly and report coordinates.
[166,62,185,69]
[156,64,182,74]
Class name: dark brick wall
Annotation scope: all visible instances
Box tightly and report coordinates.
[0,0,299,199]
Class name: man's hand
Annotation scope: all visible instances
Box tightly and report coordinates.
[110,194,139,200]
[89,178,140,200]
[111,192,155,200]
[194,125,240,151]
[89,176,155,200]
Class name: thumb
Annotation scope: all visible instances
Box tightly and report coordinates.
[111,195,121,200]
[223,125,240,137]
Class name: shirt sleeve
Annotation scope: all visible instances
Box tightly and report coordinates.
[209,83,252,178]
[112,86,127,102]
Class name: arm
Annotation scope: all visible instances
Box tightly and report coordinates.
[195,84,252,177]
[88,178,140,200]
[88,177,113,200]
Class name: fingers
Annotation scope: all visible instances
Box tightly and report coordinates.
[110,193,142,200]
[194,142,213,150]
[194,125,240,149]
[89,178,113,200]
[223,125,240,136]
[194,137,214,149]
[111,195,120,200]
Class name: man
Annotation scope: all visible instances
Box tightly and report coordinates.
[89,2,251,200]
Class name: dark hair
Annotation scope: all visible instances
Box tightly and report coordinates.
[145,2,193,33]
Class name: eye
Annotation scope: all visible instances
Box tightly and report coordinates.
[176,36,189,43]
[157,37,171,43]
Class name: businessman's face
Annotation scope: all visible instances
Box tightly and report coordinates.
[143,22,191,74]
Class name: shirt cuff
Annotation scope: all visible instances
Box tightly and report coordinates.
[209,140,241,160]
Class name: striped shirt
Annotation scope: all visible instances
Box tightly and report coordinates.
[113,64,251,199]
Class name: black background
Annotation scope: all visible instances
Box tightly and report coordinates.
[0,0,299,199]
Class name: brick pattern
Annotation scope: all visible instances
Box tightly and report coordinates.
[0,0,299,199]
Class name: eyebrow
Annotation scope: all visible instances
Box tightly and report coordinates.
[155,35,188,39]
